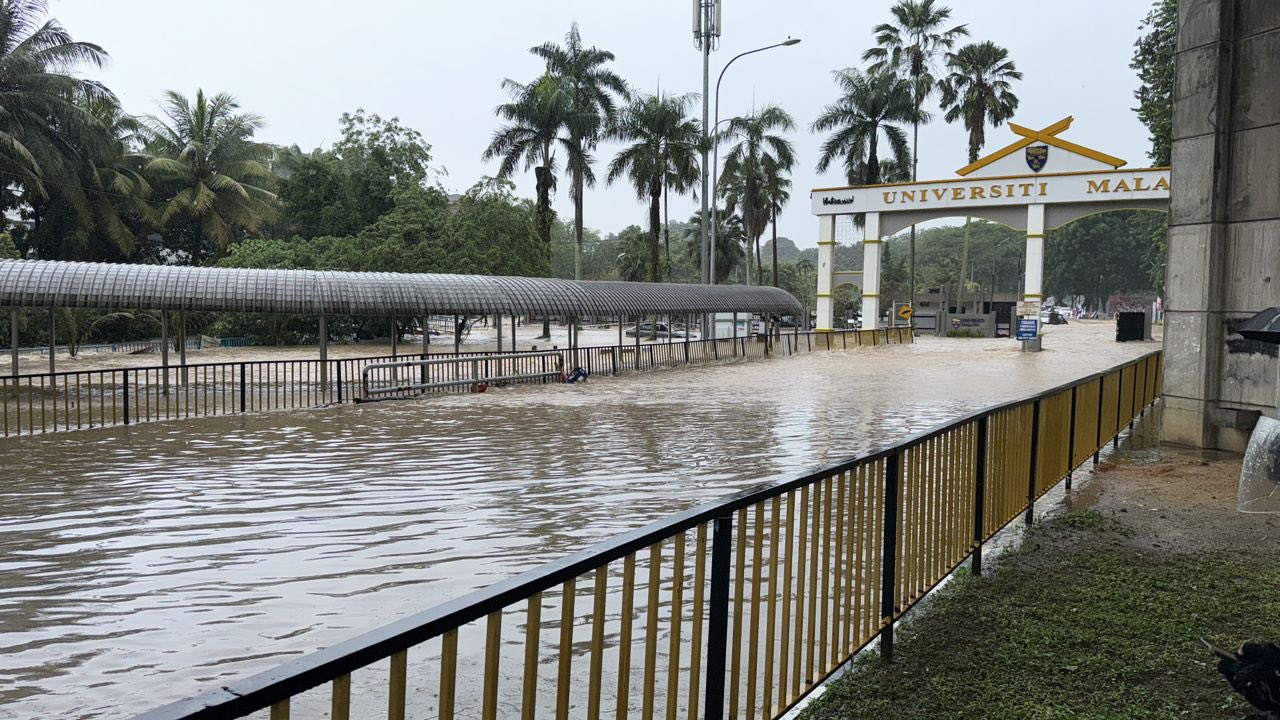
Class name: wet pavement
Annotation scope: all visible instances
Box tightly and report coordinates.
[0,322,1159,719]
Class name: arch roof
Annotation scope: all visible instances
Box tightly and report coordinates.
[0,260,805,317]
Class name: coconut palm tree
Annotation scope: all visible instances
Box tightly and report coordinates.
[760,158,792,288]
[606,92,702,283]
[718,105,796,286]
[811,68,915,199]
[0,0,129,251]
[863,0,968,313]
[24,95,150,260]
[484,74,567,338]
[532,23,627,281]
[142,89,277,258]
[684,208,743,285]
[939,40,1021,312]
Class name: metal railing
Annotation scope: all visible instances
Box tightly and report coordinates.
[132,350,1161,720]
[0,327,911,437]
[360,351,565,399]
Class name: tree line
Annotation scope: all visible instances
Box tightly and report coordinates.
[0,0,1173,347]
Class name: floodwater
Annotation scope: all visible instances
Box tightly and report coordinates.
[0,323,1158,719]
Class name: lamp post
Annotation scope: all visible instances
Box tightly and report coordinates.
[709,37,800,295]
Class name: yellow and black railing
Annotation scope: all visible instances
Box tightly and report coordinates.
[132,350,1158,720]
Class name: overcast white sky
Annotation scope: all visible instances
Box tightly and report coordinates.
[54,0,1157,249]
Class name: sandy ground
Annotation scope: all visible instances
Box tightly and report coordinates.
[1067,413,1279,556]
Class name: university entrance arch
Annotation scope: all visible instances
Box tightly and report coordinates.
[810,117,1170,341]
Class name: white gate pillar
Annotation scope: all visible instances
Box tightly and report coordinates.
[815,215,836,332]
[1024,204,1045,307]
[861,212,882,330]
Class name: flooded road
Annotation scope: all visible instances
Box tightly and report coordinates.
[0,323,1158,719]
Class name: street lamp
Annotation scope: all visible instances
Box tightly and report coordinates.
[709,37,800,293]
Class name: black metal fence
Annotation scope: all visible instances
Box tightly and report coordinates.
[131,350,1162,720]
[0,328,911,436]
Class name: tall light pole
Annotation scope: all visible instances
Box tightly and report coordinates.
[694,0,720,289]
[709,37,800,291]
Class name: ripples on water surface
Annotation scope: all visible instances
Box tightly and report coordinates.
[0,325,1155,718]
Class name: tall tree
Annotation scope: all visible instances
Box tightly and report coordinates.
[606,92,702,283]
[1131,0,1175,292]
[142,89,278,259]
[484,75,565,336]
[938,40,1021,311]
[760,157,792,288]
[718,105,796,286]
[0,0,135,258]
[1131,0,1175,167]
[811,67,915,211]
[533,23,627,281]
[863,0,968,311]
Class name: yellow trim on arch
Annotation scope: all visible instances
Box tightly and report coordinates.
[861,293,880,298]
[1024,293,1043,298]
[955,116,1126,176]
[816,293,832,298]
[1026,233,1045,238]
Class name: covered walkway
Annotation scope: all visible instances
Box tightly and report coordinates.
[0,259,805,376]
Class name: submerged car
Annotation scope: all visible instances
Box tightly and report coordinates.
[624,322,687,338]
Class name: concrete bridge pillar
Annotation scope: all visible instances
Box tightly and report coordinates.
[1164,0,1280,450]
[861,212,882,330]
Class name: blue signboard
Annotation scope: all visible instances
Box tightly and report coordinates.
[1016,318,1039,341]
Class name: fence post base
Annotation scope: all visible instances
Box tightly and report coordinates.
[880,621,895,664]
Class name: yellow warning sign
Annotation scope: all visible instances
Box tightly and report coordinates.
[897,305,913,320]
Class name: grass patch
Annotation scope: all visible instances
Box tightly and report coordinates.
[801,510,1280,720]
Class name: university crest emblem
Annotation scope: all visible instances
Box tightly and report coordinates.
[1025,145,1048,172]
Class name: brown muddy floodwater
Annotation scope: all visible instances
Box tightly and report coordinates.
[0,323,1157,719]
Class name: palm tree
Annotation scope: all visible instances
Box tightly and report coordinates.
[812,68,915,188]
[718,105,796,286]
[606,92,702,283]
[939,40,1021,312]
[25,95,150,259]
[142,89,278,258]
[684,209,743,285]
[0,0,130,252]
[760,158,792,288]
[863,0,968,313]
[532,23,627,281]
[483,75,566,337]
[939,41,1021,164]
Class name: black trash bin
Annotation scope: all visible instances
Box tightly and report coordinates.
[1116,311,1145,342]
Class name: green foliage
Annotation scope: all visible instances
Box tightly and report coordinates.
[607,92,702,282]
[142,89,279,259]
[938,41,1021,164]
[0,232,19,259]
[1044,211,1163,308]
[944,328,983,338]
[811,68,914,187]
[1131,0,1175,166]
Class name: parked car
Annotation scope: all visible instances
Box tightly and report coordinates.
[625,322,686,338]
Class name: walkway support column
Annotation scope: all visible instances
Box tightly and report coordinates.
[861,212,883,330]
[48,308,55,376]
[815,215,836,332]
[160,311,169,397]
[10,308,17,378]
[178,311,187,386]
[319,315,328,390]
[496,312,503,354]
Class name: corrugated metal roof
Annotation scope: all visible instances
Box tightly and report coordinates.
[0,260,805,316]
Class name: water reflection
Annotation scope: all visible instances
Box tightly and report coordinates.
[0,325,1156,719]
